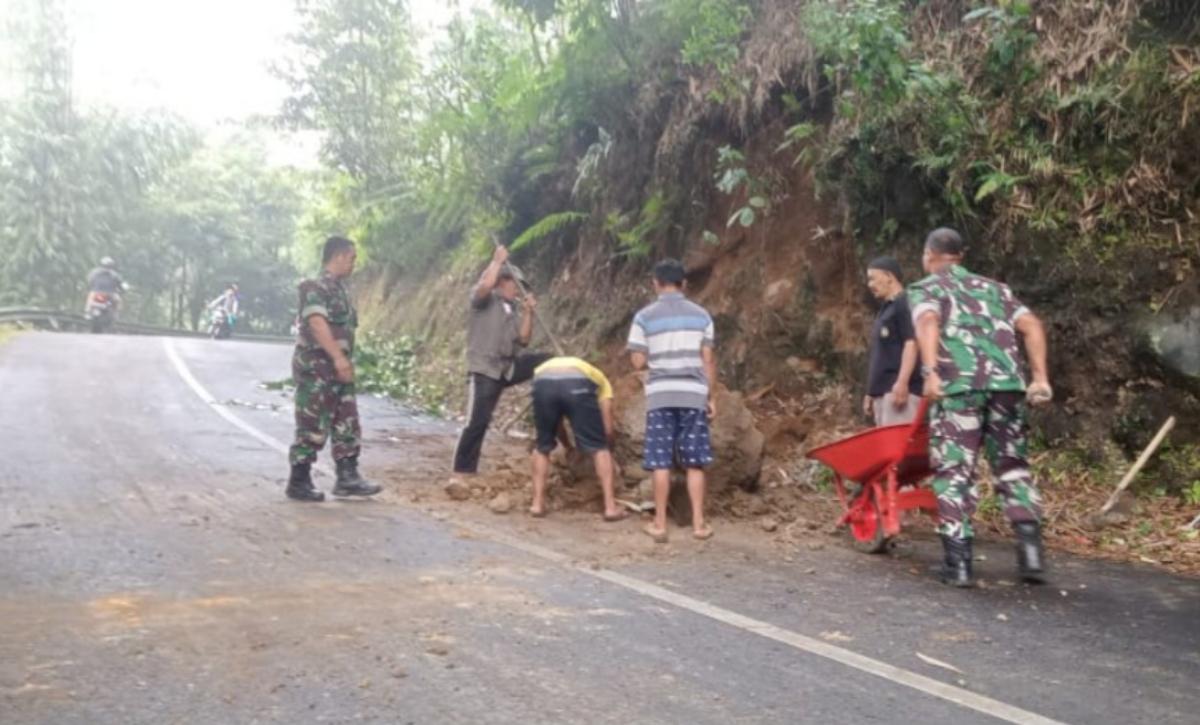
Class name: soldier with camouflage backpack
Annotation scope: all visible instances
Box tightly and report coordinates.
[909,228,1053,587]
[286,236,381,502]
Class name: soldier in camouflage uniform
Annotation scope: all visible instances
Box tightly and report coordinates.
[286,236,382,502]
[909,228,1052,586]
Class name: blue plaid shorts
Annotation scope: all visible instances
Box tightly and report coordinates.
[643,407,714,471]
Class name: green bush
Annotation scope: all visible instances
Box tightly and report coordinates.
[353,333,447,415]
[797,0,1200,268]
[1154,443,1200,499]
[676,0,752,101]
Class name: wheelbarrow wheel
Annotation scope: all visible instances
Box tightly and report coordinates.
[848,492,889,554]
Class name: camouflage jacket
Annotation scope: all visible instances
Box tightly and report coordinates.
[293,271,356,376]
[907,264,1029,396]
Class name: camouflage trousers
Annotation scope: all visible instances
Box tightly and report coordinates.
[288,369,361,466]
[930,391,1041,539]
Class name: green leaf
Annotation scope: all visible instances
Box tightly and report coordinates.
[702,230,720,245]
[748,196,768,209]
[777,122,817,153]
[510,211,588,251]
[974,177,1003,202]
[962,8,994,23]
[716,168,748,194]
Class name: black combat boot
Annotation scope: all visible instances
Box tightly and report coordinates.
[939,535,975,588]
[1014,521,1046,583]
[286,463,325,502]
[332,457,382,497]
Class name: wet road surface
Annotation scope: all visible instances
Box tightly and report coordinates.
[1,332,1197,724]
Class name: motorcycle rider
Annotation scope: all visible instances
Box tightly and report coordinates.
[208,282,240,322]
[207,282,240,338]
[85,257,125,331]
[86,257,124,305]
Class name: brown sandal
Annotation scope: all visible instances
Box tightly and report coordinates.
[603,510,629,522]
[692,525,714,541]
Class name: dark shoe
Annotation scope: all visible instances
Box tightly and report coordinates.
[332,457,382,497]
[1014,521,1046,583]
[286,463,325,502]
[939,535,975,588]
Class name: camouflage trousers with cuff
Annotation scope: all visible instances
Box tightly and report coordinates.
[930,391,1041,539]
[288,371,361,466]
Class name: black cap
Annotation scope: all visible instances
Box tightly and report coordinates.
[497,268,516,281]
[925,227,964,255]
[867,256,903,283]
[653,258,686,286]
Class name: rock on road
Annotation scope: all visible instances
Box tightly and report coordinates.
[1,332,1198,724]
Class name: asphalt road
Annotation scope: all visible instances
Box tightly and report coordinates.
[1,332,1197,724]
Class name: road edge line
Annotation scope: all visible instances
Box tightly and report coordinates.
[163,338,299,458]
[162,336,1068,725]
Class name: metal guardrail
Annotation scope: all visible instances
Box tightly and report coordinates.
[0,307,294,344]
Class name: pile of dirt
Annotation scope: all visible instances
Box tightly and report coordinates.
[546,374,764,522]
[609,375,764,492]
[409,397,1200,576]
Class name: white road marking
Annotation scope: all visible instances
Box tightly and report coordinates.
[164,338,288,456]
[163,337,1068,725]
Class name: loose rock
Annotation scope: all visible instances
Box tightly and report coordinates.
[636,478,655,502]
[444,480,471,501]
[548,377,766,521]
[611,376,765,494]
[488,492,513,514]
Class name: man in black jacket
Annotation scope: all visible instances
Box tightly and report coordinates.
[862,256,923,426]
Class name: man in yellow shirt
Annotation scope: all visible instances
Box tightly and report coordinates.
[529,356,626,521]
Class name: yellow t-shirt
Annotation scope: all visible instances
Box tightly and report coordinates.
[534,357,614,400]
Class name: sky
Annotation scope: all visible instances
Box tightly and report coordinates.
[64,0,473,124]
[68,0,300,125]
[34,0,481,164]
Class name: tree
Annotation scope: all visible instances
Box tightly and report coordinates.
[0,2,307,333]
[0,0,82,307]
[145,134,307,333]
[275,0,419,186]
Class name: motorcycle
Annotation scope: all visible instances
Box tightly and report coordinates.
[84,292,118,334]
[208,307,234,339]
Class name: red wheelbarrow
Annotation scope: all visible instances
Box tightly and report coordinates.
[806,399,939,552]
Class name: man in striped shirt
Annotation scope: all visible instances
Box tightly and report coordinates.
[627,259,718,543]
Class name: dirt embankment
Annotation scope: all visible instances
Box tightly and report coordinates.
[352,179,1200,576]
[350,3,1200,574]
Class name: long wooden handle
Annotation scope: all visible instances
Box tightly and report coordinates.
[533,309,566,356]
[1099,416,1175,515]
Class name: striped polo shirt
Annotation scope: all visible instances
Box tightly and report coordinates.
[626,292,715,410]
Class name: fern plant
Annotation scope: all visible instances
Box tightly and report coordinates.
[775,122,819,168]
[510,211,588,251]
[612,192,667,258]
[574,127,613,190]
